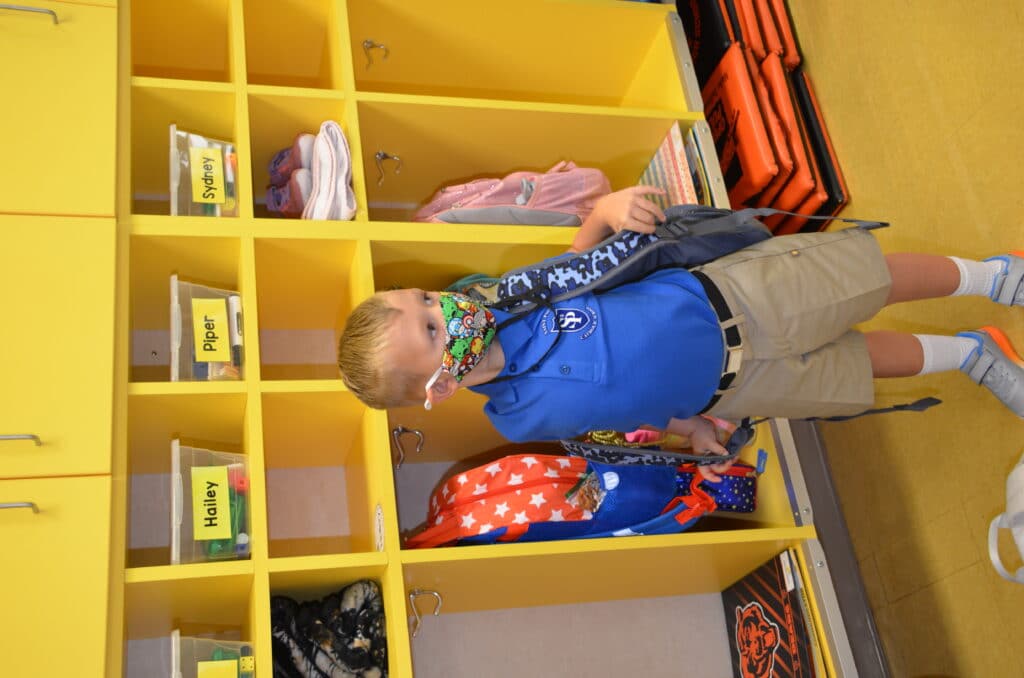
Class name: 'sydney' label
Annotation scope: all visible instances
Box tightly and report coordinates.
[189,147,225,204]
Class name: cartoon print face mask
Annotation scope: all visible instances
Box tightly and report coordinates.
[423,292,496,410]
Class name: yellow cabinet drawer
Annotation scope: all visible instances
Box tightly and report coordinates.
[0,216,115,478]
[0,475,111,676]
[0,2,116,216]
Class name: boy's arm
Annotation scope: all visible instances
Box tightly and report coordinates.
[568,186,667,253]
[665,415,736,482]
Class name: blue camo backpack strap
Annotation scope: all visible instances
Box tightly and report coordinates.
[451,204,890,314]
[482,204,773,314]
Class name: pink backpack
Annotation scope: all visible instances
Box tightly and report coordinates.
[413,161,612,226]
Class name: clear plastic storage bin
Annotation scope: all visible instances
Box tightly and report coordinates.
[172,631,254,678]
[169,124,239,218]
[171,439,252,564]
[170,274,244,381]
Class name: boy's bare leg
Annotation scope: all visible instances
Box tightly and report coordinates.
[866,330,925,377]
[884,254,960,304]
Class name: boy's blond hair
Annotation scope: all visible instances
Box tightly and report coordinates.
[338,294,420,409]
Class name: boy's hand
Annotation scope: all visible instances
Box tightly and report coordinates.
[598,186,667,235]
[689,418,734,483]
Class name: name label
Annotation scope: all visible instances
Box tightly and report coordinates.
[189,147,225,204]
[191,465,231,540]
[191,298,230,362]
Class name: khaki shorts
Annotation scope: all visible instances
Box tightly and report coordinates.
[695,227,892,420]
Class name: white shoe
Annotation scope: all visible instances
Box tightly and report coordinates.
[302,120,357,221]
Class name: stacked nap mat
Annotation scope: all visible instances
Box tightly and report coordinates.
[677,0,849,234]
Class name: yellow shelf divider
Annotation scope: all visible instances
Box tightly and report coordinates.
[125,559,254,585]
[227,0,248,91]
[130,76,236,94]
[383,561,414,677]
[354,89,702,122]
[228,1,255,222]
[246,83,346,100]
[401,525,816,565]
[127,381,248,397]
[251,566,273,678]
[259,380,348,394]
[267,550,387,575]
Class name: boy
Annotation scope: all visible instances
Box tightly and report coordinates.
[339,187,1024,479]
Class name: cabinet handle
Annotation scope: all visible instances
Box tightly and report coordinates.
[0,502,40,513]
[0,4,59,24]
[1,434,42,446]
[408,588,442,638]
[362,39,389,69]
[391,426,424,469]
[374,151,402,187]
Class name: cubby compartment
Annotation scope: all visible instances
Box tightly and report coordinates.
[126,392,249,568]
[123,571,257,678]
[348,0,687,110]
[243,0,344,89]
[357,100,685,221]
[131,85,239,215]
[131,0,234,82]
[247,92,356,219]
[401,537,799,676]
[130,236,243,382]
[262,391,386,557]
[254,238,366,380]
[267,562,395,677]
[392,413,794,549]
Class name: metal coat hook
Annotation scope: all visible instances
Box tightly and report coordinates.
[391,425,424,469]
[375,151,402,186]
[363,39,389,69]
[1,434,42,446]
[408,588,442,638]
[0,4,59,24]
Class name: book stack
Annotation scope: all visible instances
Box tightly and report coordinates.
[678,0,849,234]
[638,120,716,209]
[721,549,827,678]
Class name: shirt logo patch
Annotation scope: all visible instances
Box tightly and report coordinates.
[543,306,598,340]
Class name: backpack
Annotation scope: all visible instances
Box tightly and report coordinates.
[413,161,612,226]
[404,453,760,548]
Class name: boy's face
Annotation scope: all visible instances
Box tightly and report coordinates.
[379,289,446,385]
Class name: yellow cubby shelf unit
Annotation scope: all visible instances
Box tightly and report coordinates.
[104,2,848,677]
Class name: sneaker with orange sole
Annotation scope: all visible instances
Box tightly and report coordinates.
[986,251,1024,306]
[959,326,1024,417]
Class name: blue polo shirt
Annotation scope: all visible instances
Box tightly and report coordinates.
[469,268,724,441]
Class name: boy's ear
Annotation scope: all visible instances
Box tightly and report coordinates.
[425,370,458,408]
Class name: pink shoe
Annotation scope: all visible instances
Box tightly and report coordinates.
[267,133,314,187]
[266,168,312,218]
[302,120,357,221]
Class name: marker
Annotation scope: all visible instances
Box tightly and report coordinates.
[228,295,243,368]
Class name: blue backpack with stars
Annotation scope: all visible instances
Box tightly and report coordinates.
[405,453,757,548]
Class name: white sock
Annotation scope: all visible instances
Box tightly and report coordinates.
[949,256,1004,298]
[914,334,979,375]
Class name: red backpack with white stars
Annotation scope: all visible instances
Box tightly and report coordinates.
[405,454,757,548]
